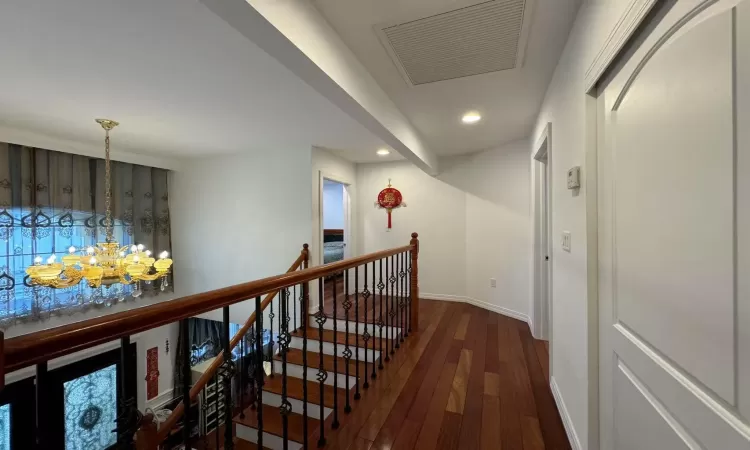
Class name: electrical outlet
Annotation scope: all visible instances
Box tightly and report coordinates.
[490,278,497,288]
[562,231,571,252]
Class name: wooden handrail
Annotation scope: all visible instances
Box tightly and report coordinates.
[3,241,415,374]
[156,244,309,441]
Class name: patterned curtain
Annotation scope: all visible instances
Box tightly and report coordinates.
[0,142,172,328]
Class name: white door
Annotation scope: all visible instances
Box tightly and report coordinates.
[598,1,750,449]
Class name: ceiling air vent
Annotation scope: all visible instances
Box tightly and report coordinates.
[377,0,528,85]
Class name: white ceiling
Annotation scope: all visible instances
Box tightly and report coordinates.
[312,0,582,156]
[0,0,403,166]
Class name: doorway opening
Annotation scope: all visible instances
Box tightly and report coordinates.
[320,178,351,311]
[532,123,552,369]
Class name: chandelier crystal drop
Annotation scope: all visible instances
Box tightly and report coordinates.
[25,119,173,290]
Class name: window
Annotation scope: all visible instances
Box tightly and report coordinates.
[0,143,172,327]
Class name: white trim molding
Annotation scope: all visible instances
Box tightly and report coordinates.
[146,388,174,410]
[420,293,530,323]
[551,376,583,450]
[584,0,659,93]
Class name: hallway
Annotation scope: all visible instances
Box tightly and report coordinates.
[319,299,569,450]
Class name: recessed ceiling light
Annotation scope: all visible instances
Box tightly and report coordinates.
[376,148,391,156]
[462,111,482,124]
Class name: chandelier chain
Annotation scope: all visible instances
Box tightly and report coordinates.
[104,130,113,243]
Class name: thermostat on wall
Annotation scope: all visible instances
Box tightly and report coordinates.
[567,166,581,189]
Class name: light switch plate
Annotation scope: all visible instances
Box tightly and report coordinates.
[562,231,571,252]
[567,166,581,189]
[490,278,497,288]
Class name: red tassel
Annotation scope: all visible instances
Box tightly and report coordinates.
[387,210,392,229]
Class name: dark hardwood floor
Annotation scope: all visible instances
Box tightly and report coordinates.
[320,299,570,450]
[200,299,568,450]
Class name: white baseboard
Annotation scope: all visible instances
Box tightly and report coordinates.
[146,388,174,410]
[550,376,582,450]
[420,293,529,323]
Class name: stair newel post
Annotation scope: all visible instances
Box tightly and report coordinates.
[222,306,234,449]
[343,269,352,413]
[372,261,377,378]
[384,256,390,362]
[362,263,370,390]
[410,232,419,332]
[401,251,408,339]
[255,296,264,449]
[315,278,327,447]
[280,288,291,449]
[354,265,362,399]
[391,254,398,352]
[179,319,191,448]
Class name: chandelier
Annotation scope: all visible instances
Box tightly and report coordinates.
[25,119,173,293]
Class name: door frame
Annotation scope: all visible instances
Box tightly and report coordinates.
[318,172,353,267]
[532,122,552,343]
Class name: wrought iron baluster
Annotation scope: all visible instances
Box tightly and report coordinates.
[392,255,399,350]
[248,323,257,411]
[332,273,340,429]
[343,269,353,413]
[222,306,234,449]
[280,288,292,449]
[362,263,370,389]
[269,295,275,378]
[406,248,414,332]
[373,261,378,377]
[354,266,362,399]
[180,319,191,447]
[255,296,264,449]
[240,331,246,420]
[401,252,407,339]
[315,278,327,447]
[377,259,384,371]
[302,278,310,450]
[384,256,390,362]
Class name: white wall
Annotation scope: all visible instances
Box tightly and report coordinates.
[530,1,644,448]
[322,180,345,229]
[170,147,311,324]
[357,141,530,318]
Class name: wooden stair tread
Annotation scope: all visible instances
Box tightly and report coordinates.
[231,438,268,450]
[234,403,319,443]
[275,348,371,376]
[262,374,348,409]
[294,326,396,349]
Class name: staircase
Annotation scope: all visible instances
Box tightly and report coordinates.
[232,293,406,449]
[0,233,420,450]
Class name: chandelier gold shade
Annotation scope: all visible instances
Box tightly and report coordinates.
[25,119,173,292]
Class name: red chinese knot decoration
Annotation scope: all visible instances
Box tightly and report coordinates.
[376,179,406,229]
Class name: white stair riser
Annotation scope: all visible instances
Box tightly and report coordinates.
[235,423,303,450]
[289,336,380,361]
[309,318,402,338]
[269,360,356,387]
[260,391,332,421]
